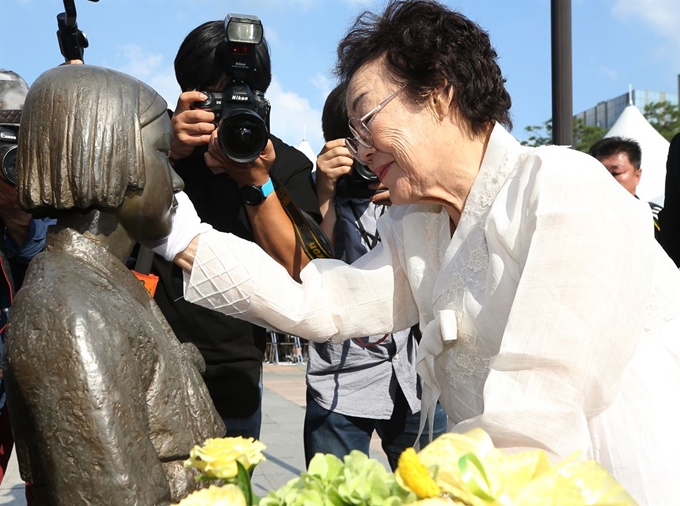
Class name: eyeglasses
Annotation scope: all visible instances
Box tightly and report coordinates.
[345,85,405,161]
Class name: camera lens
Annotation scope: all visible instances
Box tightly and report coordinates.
[353,161,379,183]
[335,161,381,199]
[217,108,268,163]
[0,144,18,185]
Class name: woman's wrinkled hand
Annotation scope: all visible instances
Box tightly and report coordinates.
[145,191,212,263]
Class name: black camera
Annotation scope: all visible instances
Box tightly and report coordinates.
[335,161,380,199]
[193,14,271,164]
[0,126,18,185]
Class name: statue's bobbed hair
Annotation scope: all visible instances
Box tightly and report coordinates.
[17,65,167,212]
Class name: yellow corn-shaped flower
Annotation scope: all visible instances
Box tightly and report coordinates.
[398,447,441,499]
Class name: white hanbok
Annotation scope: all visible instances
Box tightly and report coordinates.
[185,125,680,505]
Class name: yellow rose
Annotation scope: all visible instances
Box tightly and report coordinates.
[174,484,246,506]
[184,437,267,480]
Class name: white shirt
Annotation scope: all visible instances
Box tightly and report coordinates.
[185,125,680,505]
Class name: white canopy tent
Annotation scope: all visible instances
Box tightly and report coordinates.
[605,104,670,205]
[297,139,316,165]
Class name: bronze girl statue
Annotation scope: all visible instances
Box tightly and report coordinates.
[3,65,225,505]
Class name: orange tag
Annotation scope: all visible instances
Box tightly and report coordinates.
[132,271,159,297]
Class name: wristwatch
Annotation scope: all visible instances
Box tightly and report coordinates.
[240,177,275,206]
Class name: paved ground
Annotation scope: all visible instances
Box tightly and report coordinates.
[0,362,389,504]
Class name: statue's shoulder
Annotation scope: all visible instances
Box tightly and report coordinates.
[20,251,102,298]
[15,251,133,324]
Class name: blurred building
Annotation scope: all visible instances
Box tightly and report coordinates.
[575,88,678,130]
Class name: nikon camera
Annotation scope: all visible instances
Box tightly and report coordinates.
[193,14,271,163]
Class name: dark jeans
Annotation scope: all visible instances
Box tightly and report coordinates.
[222,367,263,440]
[0,407,33,505]
[303,387,447,470]
[0,406,12,486]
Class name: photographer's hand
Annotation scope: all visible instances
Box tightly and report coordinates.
[204,133,309,280]
[204,130,274,185]
[170,91,216,162]
[316,139,353,207]
[370,183,392,206]
[315,139,353,240]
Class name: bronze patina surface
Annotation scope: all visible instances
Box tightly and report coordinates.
[3,65,225,505]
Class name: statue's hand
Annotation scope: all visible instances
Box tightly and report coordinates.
[180,342,206,374]
[204,132,276,187]
[170,91,216,162]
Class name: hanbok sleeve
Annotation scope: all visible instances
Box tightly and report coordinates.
[183,213,419,343]
[454,150,658,460]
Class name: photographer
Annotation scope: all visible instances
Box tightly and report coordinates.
[0,70,54,490]
[152,19,319,439]
[303,82,446,469]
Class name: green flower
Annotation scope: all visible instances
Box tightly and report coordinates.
[261,451,415,506]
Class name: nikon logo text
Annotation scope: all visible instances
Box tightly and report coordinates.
[231,95,248,101]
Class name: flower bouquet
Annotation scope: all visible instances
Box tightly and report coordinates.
[176,436,266,506]
[175,429,637,505]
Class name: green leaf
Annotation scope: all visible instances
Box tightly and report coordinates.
[235,460,255,506]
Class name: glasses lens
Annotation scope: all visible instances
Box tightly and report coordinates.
[348,117,372,148]
[345,137,359,159]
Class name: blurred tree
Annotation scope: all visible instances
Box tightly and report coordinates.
[522,120,552,147]
[523,101,678,151]
[521,118,606,152]
[573,119,607,152]
[643,101,680,142]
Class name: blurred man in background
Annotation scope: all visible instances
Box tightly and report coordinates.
[589,136,661,241]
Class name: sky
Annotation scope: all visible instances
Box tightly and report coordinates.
[1,0,678,157]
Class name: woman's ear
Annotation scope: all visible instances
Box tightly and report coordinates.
[430,86,454,121]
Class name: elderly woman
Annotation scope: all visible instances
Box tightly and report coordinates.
[159,1,680,503]
[4,65,224,505]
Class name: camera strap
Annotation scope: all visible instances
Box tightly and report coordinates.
[270,173,334,260]
[0,110,21,125]
[348,201,383,250]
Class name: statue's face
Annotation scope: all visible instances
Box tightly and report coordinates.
[117,113,184,241]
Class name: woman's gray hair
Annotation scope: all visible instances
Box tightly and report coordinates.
[17,65,167,212]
